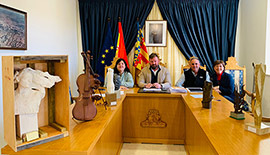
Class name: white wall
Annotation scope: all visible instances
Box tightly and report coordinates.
[236,0,270,117]
[0,0,80,152]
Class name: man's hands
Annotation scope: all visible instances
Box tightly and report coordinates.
[145,83,161,89]
[213,86,221,93]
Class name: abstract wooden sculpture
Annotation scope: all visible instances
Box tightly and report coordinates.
[245,64,270,135]
[201,81,213,109]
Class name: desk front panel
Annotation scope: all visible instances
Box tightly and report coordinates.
[123,94,185,144]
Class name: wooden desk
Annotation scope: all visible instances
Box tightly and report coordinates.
[183,91,270,155]
[2,93,125,155]
[2,88,270,155]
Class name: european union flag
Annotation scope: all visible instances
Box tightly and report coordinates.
[97,22,115,83]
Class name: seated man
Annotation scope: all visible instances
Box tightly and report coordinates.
[175,57,210,88]
[138,53,171,89]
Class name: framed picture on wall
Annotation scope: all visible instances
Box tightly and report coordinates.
[0,4,27,50]
[145,20,167,47]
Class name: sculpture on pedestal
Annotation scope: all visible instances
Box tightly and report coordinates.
[107,68,115,93]
[201,81,213,109]
[244,64,270,135]
[14,67,61,141]
[230,86,246,120]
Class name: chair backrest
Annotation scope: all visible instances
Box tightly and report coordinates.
[181,64,206,74]
[225,57,246,94]
[104,57,120,80]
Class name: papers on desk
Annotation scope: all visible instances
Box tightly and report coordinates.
[143,88,162,92]
[190,94,203,98]
[186,87,203,93]
[170,87,187,93]
[120,90,124,95]
[138,88,171,94]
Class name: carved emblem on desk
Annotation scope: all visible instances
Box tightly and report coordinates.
[140,109,167,128]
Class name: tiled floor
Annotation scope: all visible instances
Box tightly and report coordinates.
[120,143,186,155]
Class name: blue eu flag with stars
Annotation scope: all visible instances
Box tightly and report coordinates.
[97,22,115,83]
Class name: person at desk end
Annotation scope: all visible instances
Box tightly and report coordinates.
[211,60,234,103]
[175,56,210,88]
[138,53,171,89]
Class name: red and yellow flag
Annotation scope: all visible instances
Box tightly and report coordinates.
[115,21,129,68]
[134,22,149,70]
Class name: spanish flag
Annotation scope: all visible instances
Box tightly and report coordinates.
[115,20,129,68]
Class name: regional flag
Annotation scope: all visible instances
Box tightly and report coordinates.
[96,22,115,83]
[115,21,129,68]
[134,22,149,70]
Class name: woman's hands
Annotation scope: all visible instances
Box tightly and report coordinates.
[120,86,128,90]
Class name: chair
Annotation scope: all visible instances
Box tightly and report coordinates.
[181,64,206,74]
[225,57,246,94]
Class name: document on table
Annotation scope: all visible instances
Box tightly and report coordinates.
[143,88,162,92]
[186,87,203,93]
[170,87,187,93]
[190,94,203,98]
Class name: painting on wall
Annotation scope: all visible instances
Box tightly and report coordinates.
[145,20,167,47]
[0,4,27,50]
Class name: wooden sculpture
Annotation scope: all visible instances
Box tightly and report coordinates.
[245,64,270,135]
[201,81,213,109]
[72,51,102,121]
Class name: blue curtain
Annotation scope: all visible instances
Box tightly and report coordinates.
[79,0,154,72]
[157,0,239,73]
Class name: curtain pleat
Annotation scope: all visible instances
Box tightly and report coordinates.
[157,0,239,74]
[128,1,188,85]
[79,0,154,72]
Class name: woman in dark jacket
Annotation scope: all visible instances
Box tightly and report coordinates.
[211,60,235,103]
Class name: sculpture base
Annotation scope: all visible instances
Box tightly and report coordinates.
[245,122,270,135]
[22,131,39,142]
[202,101,212,109]
[105,92,117,106]
[230,111,245,120]
[16,114,38,138]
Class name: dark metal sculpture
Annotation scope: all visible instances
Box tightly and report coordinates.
[230,85,246,120]
[234,86,246,114]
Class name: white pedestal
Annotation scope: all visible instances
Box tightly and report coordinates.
[16,114,39,139]
[245,122,270,135]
